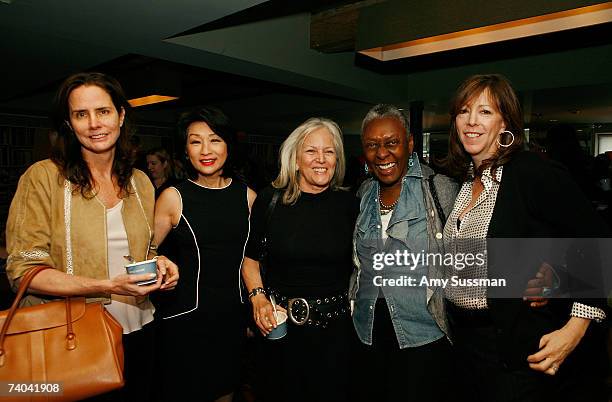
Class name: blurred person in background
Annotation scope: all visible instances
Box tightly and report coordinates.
[146,147,181,199]
[545,123,594,199]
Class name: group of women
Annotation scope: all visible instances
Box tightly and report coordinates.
[6,71,608,402]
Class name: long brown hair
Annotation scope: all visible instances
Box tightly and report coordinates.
[445,74,524,182]
[50,72,133,198]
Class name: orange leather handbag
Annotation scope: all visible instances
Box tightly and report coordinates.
[0,266,124,402]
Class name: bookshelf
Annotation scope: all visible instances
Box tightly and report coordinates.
[0,113,51,242]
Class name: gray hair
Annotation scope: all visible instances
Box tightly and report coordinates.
[273,117,346,205]
[361,104,409,136]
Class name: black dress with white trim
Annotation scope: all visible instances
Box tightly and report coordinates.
[154,178,250,401]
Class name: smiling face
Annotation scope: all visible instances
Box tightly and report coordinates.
[296,127,337,193]
[362,116,413,189]
[185,121,228,179]
[67,84,125,158]
[455,89,507,168]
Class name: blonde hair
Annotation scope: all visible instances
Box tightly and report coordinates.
[146,147,173,180]
[273,117,346,205]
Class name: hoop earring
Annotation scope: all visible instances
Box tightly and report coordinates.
[408,156,414,167]
[364,164,369,174]
[497,130,514,148]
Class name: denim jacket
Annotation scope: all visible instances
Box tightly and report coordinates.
[350,156,459,348]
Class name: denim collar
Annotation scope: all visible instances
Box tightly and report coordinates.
[404,152,423,180]
[357,153,425,236]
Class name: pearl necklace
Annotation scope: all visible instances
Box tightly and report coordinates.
[378,186,399,213]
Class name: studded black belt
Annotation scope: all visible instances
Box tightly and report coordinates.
[266,289,350,329]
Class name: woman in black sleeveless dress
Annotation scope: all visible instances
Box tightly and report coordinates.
[153,107,256,402]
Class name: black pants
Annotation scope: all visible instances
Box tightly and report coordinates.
[448,304,607,402]
[352,299,454,402]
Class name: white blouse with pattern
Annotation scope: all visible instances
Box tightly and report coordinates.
[444,166,605,321]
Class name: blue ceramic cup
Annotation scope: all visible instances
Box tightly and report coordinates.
[266,311,288,340]
[125,258,158,285]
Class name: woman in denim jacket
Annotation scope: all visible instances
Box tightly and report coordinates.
[351,104,458,402]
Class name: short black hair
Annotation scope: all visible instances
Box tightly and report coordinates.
[177,106,235,179]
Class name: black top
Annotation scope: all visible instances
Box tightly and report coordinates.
[489,151,609,238]
[245,186,358,297]
[155,177,182,199]
[155,179,250,319]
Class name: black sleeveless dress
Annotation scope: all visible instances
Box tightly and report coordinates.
[154,179,249,401]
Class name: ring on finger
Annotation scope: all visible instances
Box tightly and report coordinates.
[551,363,559,372]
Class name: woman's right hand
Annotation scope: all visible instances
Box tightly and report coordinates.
[251,294,285,336]
[523,262,555,308]
[109,272,162,296]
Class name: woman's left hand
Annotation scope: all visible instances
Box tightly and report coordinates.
[156,255,179,290]
[526,317,590,375]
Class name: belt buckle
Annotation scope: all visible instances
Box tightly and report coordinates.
[288,297,310,325]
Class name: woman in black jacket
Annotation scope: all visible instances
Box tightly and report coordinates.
[443,74,608,402]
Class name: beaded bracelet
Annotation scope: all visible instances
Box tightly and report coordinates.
[248,287,266,299]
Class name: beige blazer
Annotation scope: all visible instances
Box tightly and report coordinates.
[6,159,156,304]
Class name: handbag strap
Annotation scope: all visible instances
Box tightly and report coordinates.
[0,266,50,365]
[262,189,280,251]
[0,266,76,367]
[428,174,447,224]
[258,189,281,280]
[265,189,281,229]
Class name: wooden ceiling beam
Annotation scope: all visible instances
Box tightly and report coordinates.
[310,0,383,53]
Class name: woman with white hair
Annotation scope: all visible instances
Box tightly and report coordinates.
[242,117,358,402]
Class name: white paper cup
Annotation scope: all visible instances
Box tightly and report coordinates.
[125,258,158,285]
[266,311,288,340]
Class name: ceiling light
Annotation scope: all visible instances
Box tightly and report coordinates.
[128,95,179,108]
[360,3,612,61]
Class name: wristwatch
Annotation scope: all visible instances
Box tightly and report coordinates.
[248,287,266,299]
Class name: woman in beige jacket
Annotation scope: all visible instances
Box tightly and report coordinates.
[6,72,178,401]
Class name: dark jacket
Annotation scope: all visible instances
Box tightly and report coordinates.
[485,151,609,370]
